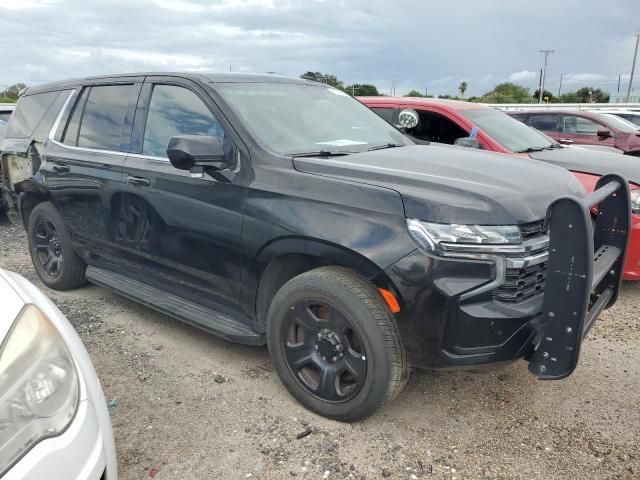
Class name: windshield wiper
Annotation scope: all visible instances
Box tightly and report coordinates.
[368,143,402,151]
[289,150,352,158]
[516,144,561,153]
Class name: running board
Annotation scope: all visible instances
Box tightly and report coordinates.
[86,266,265,345]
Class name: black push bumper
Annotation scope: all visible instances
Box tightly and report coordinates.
[528,174,631,379]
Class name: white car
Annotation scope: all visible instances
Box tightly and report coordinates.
[0,268,117,479]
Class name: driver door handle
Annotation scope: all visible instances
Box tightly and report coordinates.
[52,164,70,174]
[126,176,151,186]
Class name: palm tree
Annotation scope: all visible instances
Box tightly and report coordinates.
[459,81,468,99]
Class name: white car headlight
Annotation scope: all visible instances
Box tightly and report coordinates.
[630,189,640,214]
[0,304,79,475]
[407,219,522,252]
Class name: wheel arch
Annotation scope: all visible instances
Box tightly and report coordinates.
[253,237,401,326]
[16,180,53,229]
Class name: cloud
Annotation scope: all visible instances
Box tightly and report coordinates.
[0,0,639,97]
[508,70,538,82]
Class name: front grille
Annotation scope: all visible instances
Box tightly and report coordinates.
[493,261,548,303]
[520,220,546,239]
[493,222,549,303]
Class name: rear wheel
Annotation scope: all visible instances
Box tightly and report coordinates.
[266,266,408,422]
[27,202,86,290]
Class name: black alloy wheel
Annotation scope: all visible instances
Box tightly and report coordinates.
[282,300,367,402]
[33,218,64,278]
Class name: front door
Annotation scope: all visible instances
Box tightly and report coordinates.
[559,114,616,148]
[118,78,247,311]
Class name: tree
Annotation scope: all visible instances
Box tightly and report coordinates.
[532,89,555,103]
[345,83,379,96]
[558,92,580,103]
[481,82,531,103]
[458,81,468,99]
[405,90,424,97]
[574,87,610,103]
[438,94,461,100]
[1,83,27,102]
[300,72,345,91]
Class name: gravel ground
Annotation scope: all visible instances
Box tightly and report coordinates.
[1,219,639,480]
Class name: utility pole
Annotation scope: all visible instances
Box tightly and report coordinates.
[617,74,621,93]
[425,87,428,97]
[626,33,640,102]
[558,74,563,97]
[538,49,554,103]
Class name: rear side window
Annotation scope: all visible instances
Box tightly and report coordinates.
[562,115,600,135]
[61,88,88,146]
[142,84,225,158]
[527,114,560,131]
[77,84,136,151]
[0,112,12,123]
[6,91,60,138]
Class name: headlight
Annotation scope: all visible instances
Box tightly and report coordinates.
[631,189,640,214]
[407,219,522,252]
[0,304,79,475]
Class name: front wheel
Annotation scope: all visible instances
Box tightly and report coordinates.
[266,267,408,422]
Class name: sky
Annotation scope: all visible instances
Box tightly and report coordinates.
[1,0,640,97]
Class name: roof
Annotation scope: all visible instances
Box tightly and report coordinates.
[358,96,489,110]
[23,72,320,95]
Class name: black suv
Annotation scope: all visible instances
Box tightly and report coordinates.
[0,73,631,421]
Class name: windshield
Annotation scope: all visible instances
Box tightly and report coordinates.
[216,83,411,155]
[600,113,640,132]
[460,108,556,152]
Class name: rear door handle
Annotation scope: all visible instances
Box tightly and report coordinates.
[52,164,70,174]
[560,138,574,144]
[126,176,151,186]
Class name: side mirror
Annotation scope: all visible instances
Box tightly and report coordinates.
[597,129,612,138]
[454,137,481,149]
[167,135,228,171]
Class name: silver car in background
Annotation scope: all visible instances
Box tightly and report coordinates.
[0,268,117,479]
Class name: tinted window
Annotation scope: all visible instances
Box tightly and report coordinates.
[527,114,560,131]
[6,91,60,138]
[562,115,600,135]
[371,107,396,123]
[0,112,12,123]
[143,85,225,158]
[77,85,136,151]
[61,88,88,146]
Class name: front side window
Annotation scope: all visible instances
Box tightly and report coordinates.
[217,83,410,155]
[562,115,601,135]
[77,84,136,151]
[142,85,225,158]
[527,114,560,132]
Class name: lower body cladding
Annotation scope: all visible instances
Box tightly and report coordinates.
[383,174,631,379]
[3,398,111,480]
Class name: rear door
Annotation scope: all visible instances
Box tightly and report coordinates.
[118,76,247,310]
[45,80,142,260]
[559,114,615,147]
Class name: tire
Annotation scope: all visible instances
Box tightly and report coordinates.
[266,266,408,422]
[27,201,86,290]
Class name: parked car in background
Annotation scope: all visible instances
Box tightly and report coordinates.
[0,268,117,479]
[359,97,640,280]
[507,109,640,156]
[588,108,640,127]
[0,73,630,421]
[0,104,15,123]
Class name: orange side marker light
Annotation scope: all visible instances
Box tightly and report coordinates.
[379,288,400,313]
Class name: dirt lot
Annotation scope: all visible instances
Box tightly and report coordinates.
[1,220,639,480]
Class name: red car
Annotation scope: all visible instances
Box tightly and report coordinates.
[508,109,640,156]
[359,96,640,280]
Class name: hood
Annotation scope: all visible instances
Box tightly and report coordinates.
[293,144,585,225]
[529,146,640,186]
